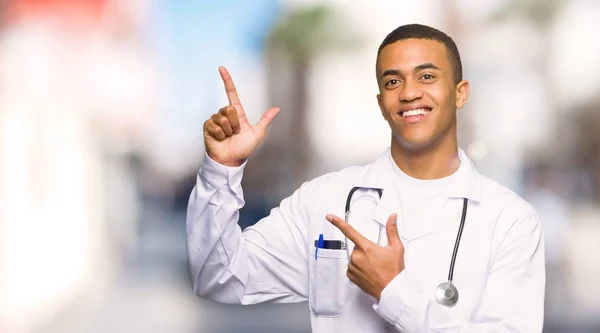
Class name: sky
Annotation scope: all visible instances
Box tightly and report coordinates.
[147,0,280,166]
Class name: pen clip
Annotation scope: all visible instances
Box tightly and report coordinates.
[315,234,324,260]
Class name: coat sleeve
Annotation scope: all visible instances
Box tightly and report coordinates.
[373,207,546,333]
[186,153,315,305]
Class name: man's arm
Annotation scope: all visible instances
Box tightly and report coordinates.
[186,153,313,304]
[187,65,312,304]
[374,209,545,333]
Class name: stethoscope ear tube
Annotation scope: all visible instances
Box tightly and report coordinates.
[344,187,384,255]
[345,187,383,216]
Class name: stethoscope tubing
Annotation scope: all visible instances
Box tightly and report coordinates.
[344,186,469,307]
[448,198,468,282]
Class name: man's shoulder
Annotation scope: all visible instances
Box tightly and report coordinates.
[478,174,539,225]
[301,155,386,196]
[309,162,376,188]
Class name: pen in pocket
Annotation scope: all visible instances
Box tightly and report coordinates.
[315,234,324,260]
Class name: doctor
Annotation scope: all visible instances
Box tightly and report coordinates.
[187,24,545,332]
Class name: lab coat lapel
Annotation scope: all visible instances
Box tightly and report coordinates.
[343,188,385,253]
[370,185,402,244]
[356,149,406,243]
[371,185,444,242]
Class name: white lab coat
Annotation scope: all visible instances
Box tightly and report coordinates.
[186,148,545,333]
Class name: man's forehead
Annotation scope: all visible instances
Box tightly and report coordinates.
[377,39,449,72]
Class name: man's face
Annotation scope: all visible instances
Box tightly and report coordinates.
[376,38,468,151]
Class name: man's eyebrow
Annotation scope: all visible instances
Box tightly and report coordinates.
[380,69,401,78]
[414,62,441,71]
[380,63,441,79]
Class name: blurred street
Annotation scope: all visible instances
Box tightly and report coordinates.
[32,199,600,333]
[37,202,311,333]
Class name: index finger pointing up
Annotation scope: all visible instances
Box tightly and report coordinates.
[219,66,242,105]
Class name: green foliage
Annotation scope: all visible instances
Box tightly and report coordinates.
[266,5,361,62]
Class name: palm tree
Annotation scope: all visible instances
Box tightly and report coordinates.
[239,5,360,227]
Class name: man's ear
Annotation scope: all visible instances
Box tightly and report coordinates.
[455,80,470,109]
[377,94,388,121]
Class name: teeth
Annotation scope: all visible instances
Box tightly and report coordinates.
[402,108,429,118]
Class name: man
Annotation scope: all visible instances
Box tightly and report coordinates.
[187,24,545,332]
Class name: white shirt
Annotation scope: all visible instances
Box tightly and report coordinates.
[186,148,545,332]
[388,154,463,246]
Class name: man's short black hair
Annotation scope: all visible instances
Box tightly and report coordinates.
[377,24,463,84]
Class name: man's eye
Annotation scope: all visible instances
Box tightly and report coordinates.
[386,79,400,86]
[421,74,435,80]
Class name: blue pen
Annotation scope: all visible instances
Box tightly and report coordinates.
[315,234,324,259]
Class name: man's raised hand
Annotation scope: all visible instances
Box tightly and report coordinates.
[203,66,280,167]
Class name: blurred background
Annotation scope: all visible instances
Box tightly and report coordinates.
[0,0,599,332]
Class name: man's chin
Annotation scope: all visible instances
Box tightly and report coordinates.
[392,135,438,153]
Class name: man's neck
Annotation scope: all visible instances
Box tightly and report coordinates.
[390,137,460,180]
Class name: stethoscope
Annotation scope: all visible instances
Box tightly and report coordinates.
[344,186,469,307]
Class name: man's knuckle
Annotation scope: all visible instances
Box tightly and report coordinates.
[351,250,362,262]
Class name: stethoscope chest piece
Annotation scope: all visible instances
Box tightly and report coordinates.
[435,281,459,307]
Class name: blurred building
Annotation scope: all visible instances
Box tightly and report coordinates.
[0,0,156,331]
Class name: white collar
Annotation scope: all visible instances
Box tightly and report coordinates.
[355,148,482,235]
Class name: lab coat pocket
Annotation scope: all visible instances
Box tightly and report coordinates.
[309,248,350,317]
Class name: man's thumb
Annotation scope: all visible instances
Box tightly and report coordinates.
[254,107,280,132]
[386,214,401,248]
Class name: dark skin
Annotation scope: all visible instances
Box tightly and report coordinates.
[327,38,470,301]
[378,38,469,180]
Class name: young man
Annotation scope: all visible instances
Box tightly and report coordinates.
[188,24,545,332]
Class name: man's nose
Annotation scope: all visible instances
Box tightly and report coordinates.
[400,80,424,102]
